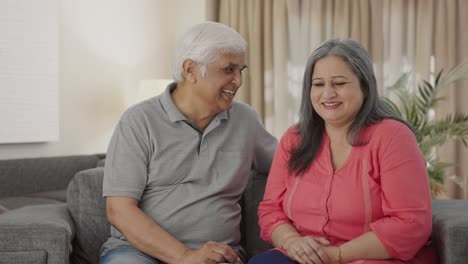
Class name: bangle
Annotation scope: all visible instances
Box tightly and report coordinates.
[336,246,341,264]
[280,233,300,249]
[178,248,190,264]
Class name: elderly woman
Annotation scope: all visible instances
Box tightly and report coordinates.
[249,39,435,264]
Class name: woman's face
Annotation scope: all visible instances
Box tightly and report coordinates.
[310,55,364,129]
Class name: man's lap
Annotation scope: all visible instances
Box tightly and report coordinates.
[100,245,161,264]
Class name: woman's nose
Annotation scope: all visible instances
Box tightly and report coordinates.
[323,84,336,98]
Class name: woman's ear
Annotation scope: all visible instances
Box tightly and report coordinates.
[182,59,197,83]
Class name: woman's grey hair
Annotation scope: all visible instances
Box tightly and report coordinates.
[172,21,247,82]
[288,38,411,175]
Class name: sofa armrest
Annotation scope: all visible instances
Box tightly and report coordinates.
[67,167,109,264]
[0,204,74,264]
[432,199,468,264]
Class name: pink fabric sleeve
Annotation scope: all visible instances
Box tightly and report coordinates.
[258,129,295,243]
[370,123,432,261]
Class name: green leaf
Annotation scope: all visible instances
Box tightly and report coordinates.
[384,63,468,195]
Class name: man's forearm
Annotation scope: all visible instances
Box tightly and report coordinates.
[107,198,188,263]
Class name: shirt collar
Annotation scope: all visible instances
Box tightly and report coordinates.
[160,82,229,123]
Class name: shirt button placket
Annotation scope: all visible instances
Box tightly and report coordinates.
[322,171,334,233]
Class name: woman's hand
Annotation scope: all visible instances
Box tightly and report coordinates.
[284,236,330,264]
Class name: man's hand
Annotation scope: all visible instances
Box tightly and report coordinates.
[179,241,240,264]
[284,236,330,264]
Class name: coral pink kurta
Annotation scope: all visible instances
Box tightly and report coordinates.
[258,120,435,263]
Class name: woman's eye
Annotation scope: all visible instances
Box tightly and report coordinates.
[312,83,324,87]
[224,67,234,74]
[334,82,346,86]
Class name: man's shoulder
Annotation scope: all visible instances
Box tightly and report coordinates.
[230,101,258,117]
[120,97,162,122]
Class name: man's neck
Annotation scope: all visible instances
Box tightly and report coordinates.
[171,83,216,130]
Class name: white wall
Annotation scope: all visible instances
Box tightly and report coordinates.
[0,0,211,159]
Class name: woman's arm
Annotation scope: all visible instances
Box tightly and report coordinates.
[324,232,390,263]
[368,123,432,261]
[258,130,296,242]
[329,122,432,262]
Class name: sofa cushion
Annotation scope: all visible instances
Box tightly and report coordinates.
[432,199,468,264]
[67,167,109,264]
[0,250,47,264]
[0,196,63,211]
[0,155,101,198]
[0,205,7,214]
[0,204,74,264]
[28,189,67,202]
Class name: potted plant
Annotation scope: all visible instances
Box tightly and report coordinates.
[384,64,468,197]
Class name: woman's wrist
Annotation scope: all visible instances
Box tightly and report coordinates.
[324,246,342,264]
[335,246,342,264]
[280,233,300,250]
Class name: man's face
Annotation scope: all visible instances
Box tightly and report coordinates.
[194,52,247,114]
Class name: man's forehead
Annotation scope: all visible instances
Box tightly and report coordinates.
[215,53,246,66]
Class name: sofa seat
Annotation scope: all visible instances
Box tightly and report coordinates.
[0,190,66,211]
[0,204,74,264]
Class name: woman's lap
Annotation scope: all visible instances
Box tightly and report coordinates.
[248,249,297,264]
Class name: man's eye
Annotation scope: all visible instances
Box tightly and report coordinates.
[224,67,234,74]
[312,83,324,87]
[334,82,346,86]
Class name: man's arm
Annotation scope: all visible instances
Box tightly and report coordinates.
[106,197,239,264]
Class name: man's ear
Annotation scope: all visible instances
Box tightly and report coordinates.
[182,59,198,83]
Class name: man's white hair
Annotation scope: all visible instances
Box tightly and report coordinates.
[172,21,247,82]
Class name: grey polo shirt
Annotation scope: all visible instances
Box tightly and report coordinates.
[102,83,277,251]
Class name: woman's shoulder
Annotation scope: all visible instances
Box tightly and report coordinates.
[367,119,413,137]
[363,119,416,147]
[279,125,301,147]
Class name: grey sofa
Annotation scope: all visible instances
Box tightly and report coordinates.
[0,155,103,264]
[1,157,468,264]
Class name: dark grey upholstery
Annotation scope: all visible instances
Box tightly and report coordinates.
[0,204,74,264]
[67,168,109,264]
[0,155,103,264]
[0,155,101,210]
[432,199,468,264]
[240,171,272,257]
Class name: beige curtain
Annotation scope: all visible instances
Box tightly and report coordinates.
[218,0,468,198]
[219,0,290,137]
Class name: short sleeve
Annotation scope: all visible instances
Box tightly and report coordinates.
[103,108,151,200]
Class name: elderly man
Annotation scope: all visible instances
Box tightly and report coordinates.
[100,21,277,264]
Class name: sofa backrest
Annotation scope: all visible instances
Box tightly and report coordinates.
[67,167,109,264]
[66,167,272,263]
[0,155,102,198]
[240,172,273,257]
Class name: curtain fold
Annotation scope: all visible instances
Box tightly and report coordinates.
[217,0,468,198]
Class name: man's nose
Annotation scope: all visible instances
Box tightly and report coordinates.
[232,71,242,87]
